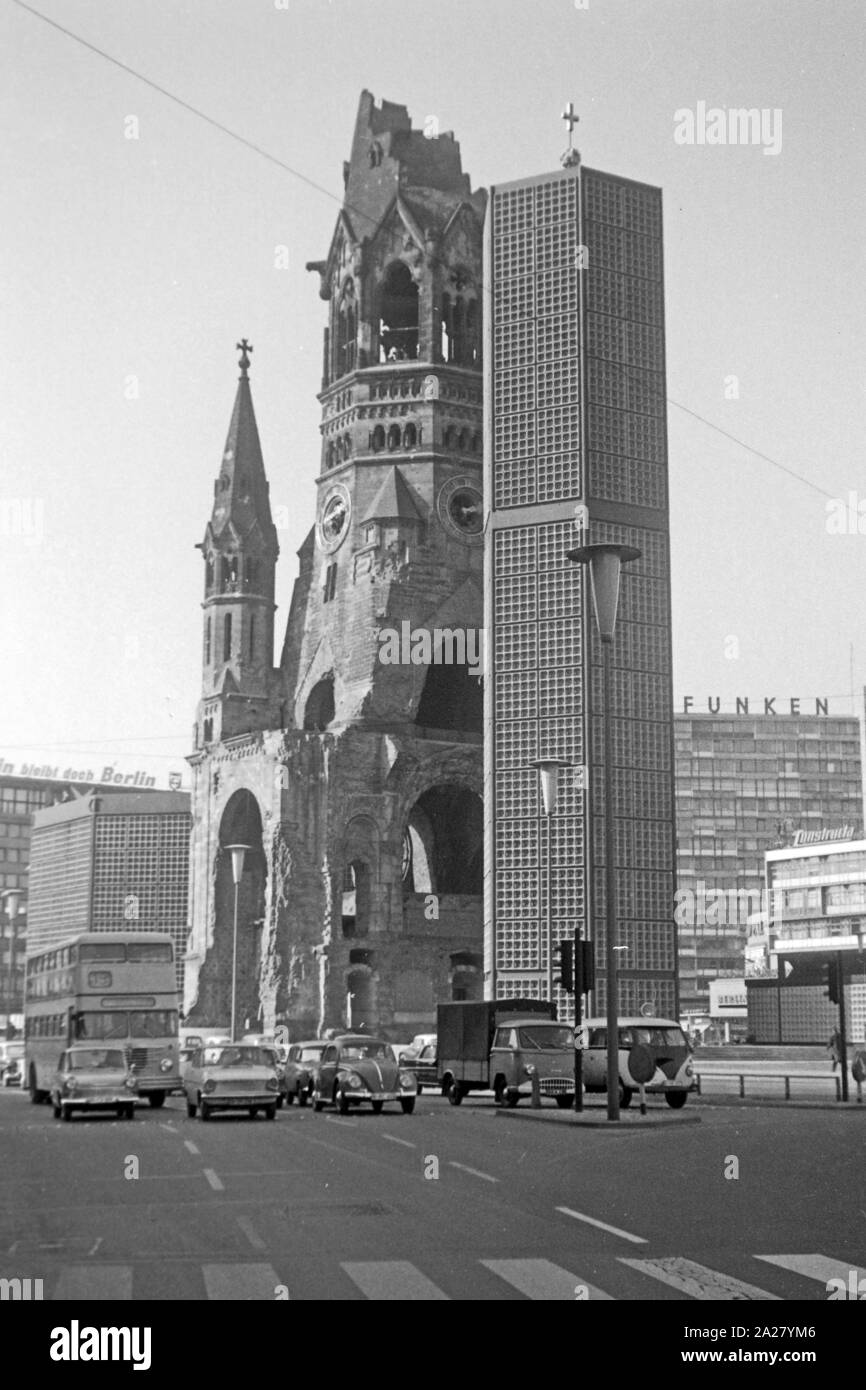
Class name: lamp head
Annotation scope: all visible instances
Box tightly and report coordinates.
[529,759,572,816]
[566,542,641,642]
[224,843,251,885]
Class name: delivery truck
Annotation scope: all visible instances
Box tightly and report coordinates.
[437,999,576,1107]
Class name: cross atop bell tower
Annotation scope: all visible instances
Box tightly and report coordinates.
[237,338,253,376]
[561,101,581,169]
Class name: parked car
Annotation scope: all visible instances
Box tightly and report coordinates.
[183,1042,281,1121]
[50,1046,138,1121]
[0,1041,25,1087]
[283,1040,327,1106]
[579,1017,696,1108]
[403,1041,438,1093]
[311,1036,417,1114]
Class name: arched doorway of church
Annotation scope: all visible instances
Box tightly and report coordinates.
[345,960,375,1032]
[196,789,267,1032]
[402,784,483,896]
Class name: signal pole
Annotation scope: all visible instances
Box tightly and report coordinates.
[837,952,849,1103]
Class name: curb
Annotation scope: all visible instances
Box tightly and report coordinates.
[694,1096,865,1113]
[493,1107,703,1130]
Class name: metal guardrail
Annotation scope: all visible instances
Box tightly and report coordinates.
[694,1071,843,1101]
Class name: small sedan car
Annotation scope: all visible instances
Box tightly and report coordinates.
[312,1036,417,1114]
[283,1040,327,1106]
[403,1042,438,1094]
[51,1046,138,1121]
[183,1043,281,1121]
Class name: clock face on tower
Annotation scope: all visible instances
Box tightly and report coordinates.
[317,484,351,552]
[438,476,483,543]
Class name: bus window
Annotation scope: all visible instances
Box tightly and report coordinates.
[76,1012,128,1040]
[79,943,126,962]
[127,943,173,963]
[129,1010,177,1038]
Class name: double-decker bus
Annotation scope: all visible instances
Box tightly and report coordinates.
[25,932,181,1107]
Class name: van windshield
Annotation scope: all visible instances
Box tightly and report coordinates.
[517,1026,574,1050]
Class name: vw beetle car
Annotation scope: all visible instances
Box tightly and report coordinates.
[580,1017,696,1108]
[311,1035,417,1114]
[183,1042,281,1120]
[283,1040,327,1106]
[51,1046,138,1121]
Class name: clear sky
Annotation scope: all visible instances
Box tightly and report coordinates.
[3,0,865,787]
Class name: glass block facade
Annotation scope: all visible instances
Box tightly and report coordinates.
[484,165,677,1023]
[27,792,191,995]
[675,713,862,1014]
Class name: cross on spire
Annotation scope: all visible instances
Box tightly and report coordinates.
[237,338,253,376]
[560,102,581,169]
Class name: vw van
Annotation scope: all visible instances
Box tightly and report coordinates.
[580,1017,695,1108]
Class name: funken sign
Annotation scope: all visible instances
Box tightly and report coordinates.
[681,697,830,716]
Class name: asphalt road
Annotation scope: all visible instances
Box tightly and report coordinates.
[1,1087,863,1301]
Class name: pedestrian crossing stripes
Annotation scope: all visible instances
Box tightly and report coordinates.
[480,1258,613,1301]
[620,1257,780,1301]
[6,1251,859,1301]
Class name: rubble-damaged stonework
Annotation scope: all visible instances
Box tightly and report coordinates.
[185,92,486,1040]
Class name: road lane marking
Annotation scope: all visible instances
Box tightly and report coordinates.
[184,1140,200,1155]
[203,1168,224,1191]
[236,1216,266,1251]
[202,1263,280,1300]
[482,1258,614,1301]
[556,1207,647,1244]
[53,1266,133,1301]
[341,1260,449,1300]
[381,1133,415,1149]
[87,1238,102,1257]
[621,1257,779,1300]
[449,1161,498,1183]
[325,1116,357,1128]
[757,1254,866,1287]
[159,1122,177,1132]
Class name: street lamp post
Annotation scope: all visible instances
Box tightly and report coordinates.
[1,890,22,1039]
[530,759,570,998]
[225,845,250,1043]
[567,541,641,1122]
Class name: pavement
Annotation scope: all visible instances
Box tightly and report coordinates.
[1,1084,864,1302]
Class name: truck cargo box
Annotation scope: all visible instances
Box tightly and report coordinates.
[437,998,555,1070]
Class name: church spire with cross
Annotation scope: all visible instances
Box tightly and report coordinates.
[194,341,280,745]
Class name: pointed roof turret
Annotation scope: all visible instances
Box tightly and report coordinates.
[362,466,425,524]
[209,340,277,547]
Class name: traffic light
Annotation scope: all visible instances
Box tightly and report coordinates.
[822,957,841,1005]
[554,939,574,993]
[576,939,596,996]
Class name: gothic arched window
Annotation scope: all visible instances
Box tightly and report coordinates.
[378,261,419,362]
[204,618,211,666]
[371,425,385,452]
[403,423,417,449]
[223,613,232,662]
[387,424,401,451]
[335,281,357,379]
[441,273,480,367]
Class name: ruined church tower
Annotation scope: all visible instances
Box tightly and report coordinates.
[185,93,486,1039]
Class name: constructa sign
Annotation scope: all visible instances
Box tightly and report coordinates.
[681,697,830,715]
[790,825,857,847]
